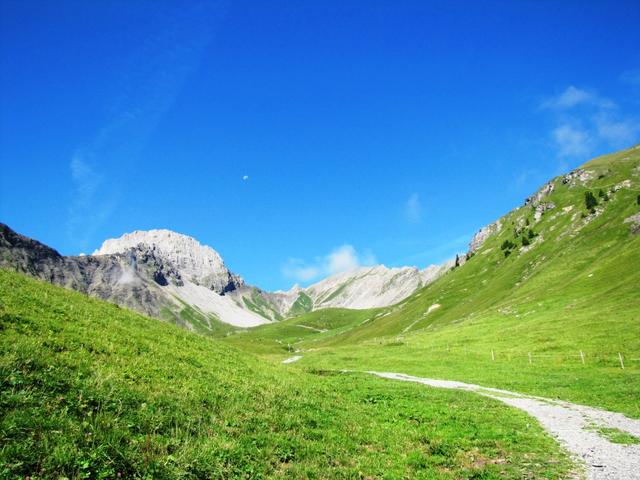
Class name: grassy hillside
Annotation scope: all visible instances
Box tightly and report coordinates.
[227,145,640,417]
[0,269,574,479]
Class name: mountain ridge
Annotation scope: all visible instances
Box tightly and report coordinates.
[0,225,454,330]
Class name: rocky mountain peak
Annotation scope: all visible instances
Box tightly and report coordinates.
[93,229,244,293]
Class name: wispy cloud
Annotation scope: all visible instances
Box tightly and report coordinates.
[552,124,592,157]
[67,154,118,252]
[404,193,422,223]
[540,86,615,110]
[282,244,377,284]
[66,3,219,251]
[539,84,640,161]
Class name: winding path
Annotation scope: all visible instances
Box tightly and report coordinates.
[369,372,640,480]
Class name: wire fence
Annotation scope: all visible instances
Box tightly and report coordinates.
[362,338,639,369]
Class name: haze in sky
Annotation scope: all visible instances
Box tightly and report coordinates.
[1,0,639,290]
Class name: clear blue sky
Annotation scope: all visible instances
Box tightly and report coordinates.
[1,1,639,290]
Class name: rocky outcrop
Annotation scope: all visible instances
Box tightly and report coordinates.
[468,221,502,254]
[623,213,640,235]
[525,182,555,207]
[0,223,173,317]
[0,224,268,327]
[561,169,594,187]
[612,179,633,192]
[534,202,556,222]
[94,229,243,294]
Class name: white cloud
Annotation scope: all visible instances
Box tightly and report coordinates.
[242,175,249,181]
[541,86,615,110]
[540,83,639,160]
[553,124,592,157]
[281,259,321,282]
[282,244,377,283]
[404,193,422,223]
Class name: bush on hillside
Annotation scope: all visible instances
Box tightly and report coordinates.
[501,239,515,251]
[585,191,598,210]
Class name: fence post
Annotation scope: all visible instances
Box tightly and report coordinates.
[618,352,625,369]
[528,352,532,365]
[491,350,495,361]
[580,350,585,365]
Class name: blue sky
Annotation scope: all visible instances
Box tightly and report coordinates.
[1,1,639,290]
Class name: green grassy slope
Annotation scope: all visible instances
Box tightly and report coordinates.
[0,269,574,479]
[227,145,640,417]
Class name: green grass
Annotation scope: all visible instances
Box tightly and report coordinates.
[241,289,284,321]
[0,269,574,479]
[588,426,640,445]
[228,145,640,418]
[287,291,313,317]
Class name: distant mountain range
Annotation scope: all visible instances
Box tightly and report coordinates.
[0,226,456,331]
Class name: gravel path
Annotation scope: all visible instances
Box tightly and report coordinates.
[282,355,303,364]
[369,371,640,480]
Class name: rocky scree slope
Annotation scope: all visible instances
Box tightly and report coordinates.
[270,262,455,316]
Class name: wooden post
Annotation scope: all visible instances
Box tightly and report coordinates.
[580,350,585,365]
[491,350,495,361]
[618,352,625,369]
[528,352,532,365]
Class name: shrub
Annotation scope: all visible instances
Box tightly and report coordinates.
[585,191,598,210]
[522,236,530,247]
[501,240,515,251]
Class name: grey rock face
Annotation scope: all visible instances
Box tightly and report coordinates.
[94,229,243,294]
[468,221,502,254]
[534,202,556,222]
[623,213,640,234]
[0,223,172,317]
[561,169,594,187]
[525,182,555,207]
